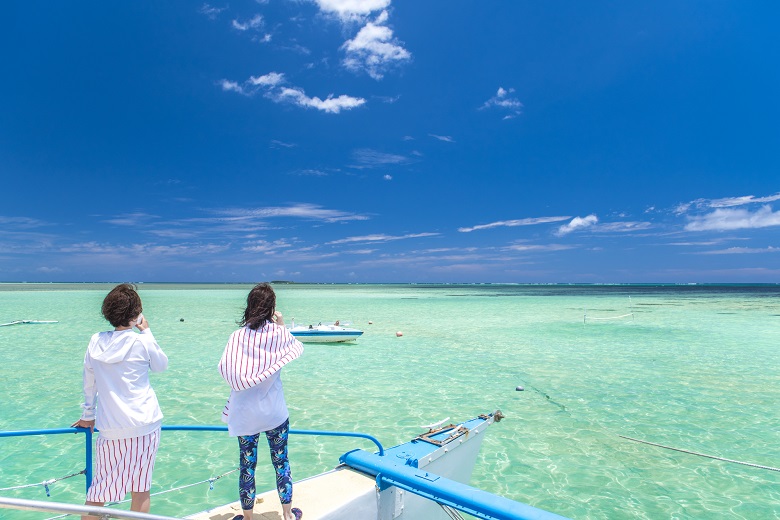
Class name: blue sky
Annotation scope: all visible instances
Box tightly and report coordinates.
[1,1,779,283]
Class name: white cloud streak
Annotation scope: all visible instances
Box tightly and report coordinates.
[352,148,409,167]
[217,203,370,223]
[675,192,780,214]
[699,246,780,255]
[199,4,227,20]
[241,239,293,253]
[505,243,574,252]
[327,232,439,245]
[429,134,455,143]
[277,87,366,113]
[0,216,48,229]
[685,205,780,231]
[59,242,230,256]
[221,72,365,113]
[459,216,570,233]
[232,14,263,31]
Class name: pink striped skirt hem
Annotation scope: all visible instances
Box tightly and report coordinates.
[86,428,161,503]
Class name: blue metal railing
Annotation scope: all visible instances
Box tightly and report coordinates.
[2,424,568,520]
[0,425,383,493]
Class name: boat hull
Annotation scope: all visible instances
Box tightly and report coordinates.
[188,415,496,520]
[289,326,363,343]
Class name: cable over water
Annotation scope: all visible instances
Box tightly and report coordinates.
[618,435,780,472]
[0,469,85,495]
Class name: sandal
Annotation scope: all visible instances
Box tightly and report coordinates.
[292,508,303,520]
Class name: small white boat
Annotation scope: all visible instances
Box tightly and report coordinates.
[0,320,58,327]
[288,322,363,343]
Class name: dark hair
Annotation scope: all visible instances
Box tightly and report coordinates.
[102,283,143,328]
[240,283,276,330]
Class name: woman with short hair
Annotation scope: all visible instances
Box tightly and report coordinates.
[72,283,168,519]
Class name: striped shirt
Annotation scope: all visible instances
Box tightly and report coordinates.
[218,324,303,435]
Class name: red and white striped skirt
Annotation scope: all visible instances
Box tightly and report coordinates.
[86,429,161,503]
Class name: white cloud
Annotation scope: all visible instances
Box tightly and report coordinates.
[676,192,780,214]
[505,243,574,252]
[249,72,285,87]
[232,14,263,31]
[222,72,365,113]
[314,0,391,20]
[481,87,523,118]
[220,80,247,95]
[200,3,226,20]
[0,216,47,229]
[294,169,328,176]
[700,246,780,255]
[36,266,63,273]
[708,193,780,207]
[60,242,230,256]
[429,134,455,143]
[277,87,366,113]
[345,249,377,254]
[352,148,408,167]
[328,232,439,244]
[557,215,598,235]
[342,11,411,80]
[270,139,296,148]
[458,216,570,233]
[383,174,392,180]
[596,221,652,233]
[218,203,370,223]
[102,212,157,227]
[241,239,292,253]
[685,205,780,231]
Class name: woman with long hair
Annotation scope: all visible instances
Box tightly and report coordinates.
[218,283,304,520]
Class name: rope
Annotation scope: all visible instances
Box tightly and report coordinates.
[619,435,780,472]
[42,469,238,519]
[584,313,634,321]
[0,469,86,496]
[106,468,238,506]
[440,504,466,519]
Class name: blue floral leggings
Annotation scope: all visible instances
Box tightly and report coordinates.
[237,418,293,510]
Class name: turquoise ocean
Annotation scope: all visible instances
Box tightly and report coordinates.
[0,284,778,519]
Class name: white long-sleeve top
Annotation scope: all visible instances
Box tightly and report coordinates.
[80,328,168,440]
[218,323,303,436]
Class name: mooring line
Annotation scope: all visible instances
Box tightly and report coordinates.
[619,435,780,472]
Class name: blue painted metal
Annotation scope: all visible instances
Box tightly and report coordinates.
[0,425,385,493]
[84,428,93,492]
[1,422,565,519]
[340,449,569,520]
[158,425,384,455]
[0,428,94,492]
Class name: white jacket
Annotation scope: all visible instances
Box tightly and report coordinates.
[80,328,168,439]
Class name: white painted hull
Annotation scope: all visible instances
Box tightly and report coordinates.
[188,417,492,520]
[288,325,363,343]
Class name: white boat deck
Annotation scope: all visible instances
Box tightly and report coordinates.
[187,467,377,520]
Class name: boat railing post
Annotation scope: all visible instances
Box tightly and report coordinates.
[84,428,93,493]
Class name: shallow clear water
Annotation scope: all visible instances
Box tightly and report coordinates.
[1,284,779,519]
